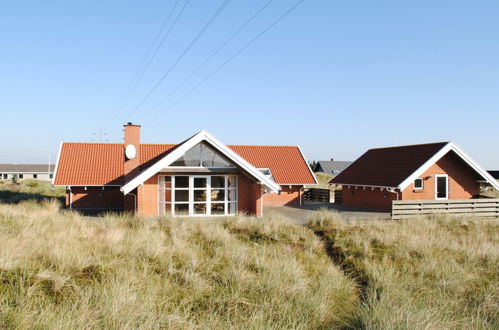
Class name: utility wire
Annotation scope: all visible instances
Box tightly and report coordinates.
[142,0,274,119]
[101,0,187,132]
[142,0,305,128]
[120,0,232,127]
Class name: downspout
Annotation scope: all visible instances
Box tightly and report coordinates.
[128,192,137,213]
[68,186,72,210]
[260,187,264,218]
[388,188,399,200]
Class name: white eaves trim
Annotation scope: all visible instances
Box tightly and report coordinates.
[51,142,63,186]
[297,146,319,185]
[398,142,499,191]
[121,130,281,195]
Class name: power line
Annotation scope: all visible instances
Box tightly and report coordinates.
[118,0,232,128]
[101,0,187,132]
[142,0,305,128]
[143,0,274,119]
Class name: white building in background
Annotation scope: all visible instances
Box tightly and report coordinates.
[0,164,55,181]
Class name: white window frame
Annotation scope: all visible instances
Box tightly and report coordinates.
[435,174,448,200]
[158,174,238,217]
[413,178,423,190]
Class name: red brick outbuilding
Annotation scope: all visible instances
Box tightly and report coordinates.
[330,142,499,211]
[53,123,316,217]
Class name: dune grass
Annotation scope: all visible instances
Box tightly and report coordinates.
[0,180,65,204]
[0,200,358,329]
[308,210,499,329]
[1,181,497,329]
[312,172,334,189]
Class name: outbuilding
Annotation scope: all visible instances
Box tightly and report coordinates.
[53,123,316,216]
[330,142,499,211]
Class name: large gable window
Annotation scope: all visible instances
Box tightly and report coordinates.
[170,142,235,168]
[159,175,237,216]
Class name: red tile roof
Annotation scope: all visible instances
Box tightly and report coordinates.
[54,143,316,186]
[229,145,315,184]
[330,142,449,187]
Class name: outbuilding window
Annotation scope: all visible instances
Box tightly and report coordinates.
[414,178,423,190]
[33,174,38,179]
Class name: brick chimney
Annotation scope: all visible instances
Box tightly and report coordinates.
[124,122,141,179]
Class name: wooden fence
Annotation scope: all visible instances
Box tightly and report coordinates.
[334,190,343,205]
[392,198,499,220]
[304,188,330,202]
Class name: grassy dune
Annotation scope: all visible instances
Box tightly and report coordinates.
[308,210,499,329]
[0,200,358,329]
[312,172,334,189]
[0,181,498,329]
[0,180,65,204]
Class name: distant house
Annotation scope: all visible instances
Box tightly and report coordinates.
[53,123,316,216]
[315,160,352,176]
[330,142,499,211]
[0,164,55,181]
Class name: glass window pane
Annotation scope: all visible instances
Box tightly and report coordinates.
[200,143,234,167]
[194,177,207,188]
[175,176,189,188]
[171,143,201,166]
[193,203,207,215]
[211,189,225,201]
[228,189,237,201]
[163,189,172,203]
[159,176,171,189]
[211,203,225,215]
[211,176,225,188]
[174,203,189,215]
[175,190,189,202]
[228,202,237,214]
[160,203,171,215]
[194,190,207,202]
[227,176,237,188]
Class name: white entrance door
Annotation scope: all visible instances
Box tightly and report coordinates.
[435,174,448,200]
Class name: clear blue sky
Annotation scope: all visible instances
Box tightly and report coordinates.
[1,0,498,168]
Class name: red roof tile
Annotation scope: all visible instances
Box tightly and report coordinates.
[54,143,316,186]
[229,145,316,184]
[330,142,449,187]
[54,143,125,186]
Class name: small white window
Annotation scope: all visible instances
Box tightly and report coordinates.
[414,178,423,189]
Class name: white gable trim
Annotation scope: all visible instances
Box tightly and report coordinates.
[297,146,319,185]
[398,142,499,191]
[52,142,63,186]
[121,130,280,195]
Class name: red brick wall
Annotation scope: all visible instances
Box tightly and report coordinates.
[401,152,480,200]
[68,186,124,210]
[237,173,262,216]
[137,174,159,216]
[263,186,301,206]
[342,186,397,211]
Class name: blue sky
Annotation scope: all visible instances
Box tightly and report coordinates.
[1,0,498,168]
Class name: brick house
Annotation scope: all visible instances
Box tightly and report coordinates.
[330,142,499,211]
[53,123,316,216]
